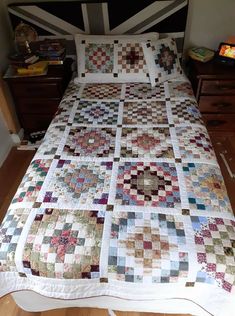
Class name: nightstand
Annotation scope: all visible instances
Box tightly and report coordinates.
[4,58,72,137]
[188,59,235,204]
[188,59,235,132]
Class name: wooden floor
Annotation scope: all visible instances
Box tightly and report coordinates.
[0,133,235,316]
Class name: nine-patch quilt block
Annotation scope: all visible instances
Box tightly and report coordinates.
[0,76,234,316]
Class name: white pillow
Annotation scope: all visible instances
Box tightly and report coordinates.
[142,37,183,87]
[74,33,159,84]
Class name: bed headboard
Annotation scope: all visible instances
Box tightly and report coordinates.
[8,0,188,55]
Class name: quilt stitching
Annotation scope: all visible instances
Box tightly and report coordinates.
[115,162,180,207]
[120,127,174,158]
[81,83,122,99]
[122,101,168,125]
[85,43,114,73]
[62,127,116,157]
[176,126,216,160]
[125,83,165,99]
[191,216,235,292]
[108,212,188,283]
[23,209,105,278]
[183,163,232,213]
[117,43,146,74]
[40,160,113,207]
[74,100,119,125]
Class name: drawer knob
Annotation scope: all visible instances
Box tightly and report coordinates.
[212,102,232,109]
[207,119,226,127]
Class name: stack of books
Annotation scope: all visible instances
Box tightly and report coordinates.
[9,53,39,69]
[188,47,215,63]
[32,39,66,65]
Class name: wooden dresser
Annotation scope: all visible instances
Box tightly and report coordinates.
[188,59,235,132]
[189,59,235,203]
[5,59,72,137]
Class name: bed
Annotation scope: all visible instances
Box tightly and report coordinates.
[1,2,235,316]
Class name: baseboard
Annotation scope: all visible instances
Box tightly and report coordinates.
[11,128,24,144]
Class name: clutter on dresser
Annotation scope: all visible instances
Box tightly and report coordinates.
[188,47,215,63]
[30,39,66,65]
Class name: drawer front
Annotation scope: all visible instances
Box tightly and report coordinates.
[20,114,54,133]
[202,114,235,131]
[201,80,235,95]
[17,98,60,114]
[11,83,62,98]
[199,96,235,113]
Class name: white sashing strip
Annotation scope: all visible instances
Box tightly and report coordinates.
[14,209,38,273]
[114,128,122,158]
[100,212,112,278]
[175,163,190,210]
[108,162,119,205]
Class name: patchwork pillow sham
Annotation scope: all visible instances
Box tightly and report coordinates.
[142,37,183,87]
[74,33,159,83]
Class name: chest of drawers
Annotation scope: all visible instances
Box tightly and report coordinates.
[188,59,235,132]
[5,59,72,137]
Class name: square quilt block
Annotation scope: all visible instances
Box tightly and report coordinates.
[191,216,235,292]
[108,211,188,283]
[23,209,105,278]
[38,160,113,209]
[183,163,232,213]
[62,127,116,158]
[115,162,180,208]
[120,127,174,158]
[142,38,183,86]
[74,33,158,83]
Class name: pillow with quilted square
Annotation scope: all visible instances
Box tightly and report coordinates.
[142,37,183,86]
[74,33,159,83]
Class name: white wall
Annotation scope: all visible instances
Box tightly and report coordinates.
[0,1,14,166]
[185,0,235,50]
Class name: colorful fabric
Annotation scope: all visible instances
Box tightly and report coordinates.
[0,78,234,316]
[142,38,183,86]
[74,33,158,83]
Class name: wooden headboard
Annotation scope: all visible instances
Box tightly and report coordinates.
[8,0,188,55]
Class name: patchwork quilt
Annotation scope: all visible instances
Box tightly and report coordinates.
[0,77,234,316]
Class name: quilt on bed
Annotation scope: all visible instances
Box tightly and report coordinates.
[0,77,234,316]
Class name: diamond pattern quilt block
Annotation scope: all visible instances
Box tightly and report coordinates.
[85,43,114,74]
[142,38,183,86]
[191,216,235,292]
[117,43,147,74]
[122,101,168,125]
[120,127,174,158]
[125,83,165,100]
[108,211,188,283]
[74,100,119,125]
[62,127,116,158]
[39,160,113,208]
[81,83,122,99]
[183,163,232,213]
[23,209,105,278]
[168,81,195,99]
[115,162,180,208]
[170,99,203,125]
[0,208,31,271]
[176,126,216,160]
[12,159,52,204]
